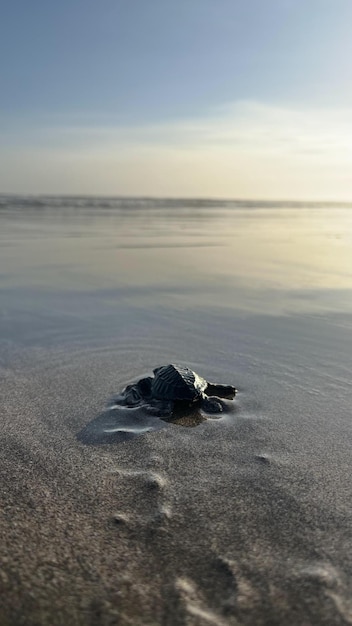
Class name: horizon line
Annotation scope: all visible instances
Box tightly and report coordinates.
[1,191,352,206]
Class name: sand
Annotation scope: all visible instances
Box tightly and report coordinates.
[1,314,352,626]
[1,197,352,625]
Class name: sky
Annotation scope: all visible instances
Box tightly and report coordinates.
[1,0,352,199]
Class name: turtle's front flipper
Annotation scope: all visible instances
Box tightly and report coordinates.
[117,384,142,406]
[115,377,152,407]
[201,396,224,414]
[136,376,153,397]
[205,383,237,399]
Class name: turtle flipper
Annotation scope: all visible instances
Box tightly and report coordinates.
[118,384,142,406]
[114,377,153,407]
[136,376,153,397]
[205,383,237,399]
[201,396,224,414]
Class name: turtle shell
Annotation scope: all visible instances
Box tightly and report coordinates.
[151,364,207,401]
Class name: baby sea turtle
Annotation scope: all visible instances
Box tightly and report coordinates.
[115,364,237,417]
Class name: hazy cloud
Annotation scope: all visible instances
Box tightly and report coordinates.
[1,102,352,199]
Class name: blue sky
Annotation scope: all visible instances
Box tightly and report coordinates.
[1,0,352,198]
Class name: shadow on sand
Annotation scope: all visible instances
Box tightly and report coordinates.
[77,405,169,445]
[77,399,236,445]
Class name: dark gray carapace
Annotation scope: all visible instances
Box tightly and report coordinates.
[151,364,208,401]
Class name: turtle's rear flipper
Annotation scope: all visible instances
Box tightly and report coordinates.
[205,383,237,399]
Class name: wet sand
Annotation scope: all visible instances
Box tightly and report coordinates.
[1,197,352,625]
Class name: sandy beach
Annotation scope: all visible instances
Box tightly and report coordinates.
[1,197,352,625]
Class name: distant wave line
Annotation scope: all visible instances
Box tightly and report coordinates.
[1,194,351,211]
